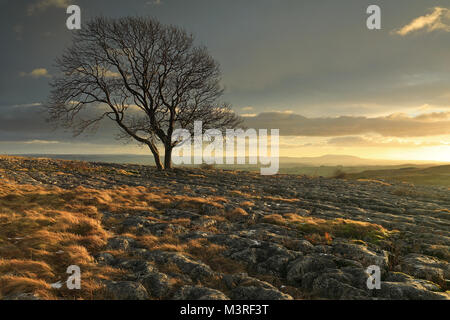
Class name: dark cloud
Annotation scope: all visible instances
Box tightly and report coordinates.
[0,103,121,144]
[1,104,449,147]
[3,0,450,113]
[1,0,450,154]
[243,112,450,137]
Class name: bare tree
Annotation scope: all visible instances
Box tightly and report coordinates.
[48,16,241,170]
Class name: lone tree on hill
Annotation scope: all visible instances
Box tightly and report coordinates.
[47,16,241,170]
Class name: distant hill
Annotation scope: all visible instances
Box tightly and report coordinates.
[7,153,448,179]
[343,165,450,186]
[280,154,447,166]
[11,153,448,167]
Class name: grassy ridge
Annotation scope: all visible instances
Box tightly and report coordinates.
[342,165,450,186]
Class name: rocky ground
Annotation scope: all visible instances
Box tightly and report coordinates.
[0,156,449,300]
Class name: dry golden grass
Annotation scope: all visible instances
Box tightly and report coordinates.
[0,181,133,299]
[224,207,248,221]
[0,177,247,298]
[0,276,53,299]
[240,201,255,208]
[0,179,227,299]
[262,213,391,243]
[262,196,299,203]
[229,190,259,199]
[59,161,95,173]
[173,195,225,212]
[1,164,394,299]
[356,179,391,186]
[304,232,333,245]
[0,180,230,299]
[138,234,183,252]
[0,259,54,279]
[139,234,246,275]
[185,238,246,274]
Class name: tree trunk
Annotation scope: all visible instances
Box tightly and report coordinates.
[154,153,163,170]
[164,144,172,169]
[148,144,163,170]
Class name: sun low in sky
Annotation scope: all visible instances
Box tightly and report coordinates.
[0,0,449,163]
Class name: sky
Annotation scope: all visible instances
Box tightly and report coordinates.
[1,0,450,161]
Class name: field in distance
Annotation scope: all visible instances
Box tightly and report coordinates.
[8,153,449,186]
[342,165,450,187]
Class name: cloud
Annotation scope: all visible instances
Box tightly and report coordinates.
[27,0,70,15]
[11,103,42,108]
[74,66,121,79]
[414,111,450,121]
[243,111,450,137]
[0,103,118,144]
[327,136,441,148]
[2,102,449,148]
[102,70,121,79]
[22,140,60,144]
[19,68,51,78]
[393,7,450,36]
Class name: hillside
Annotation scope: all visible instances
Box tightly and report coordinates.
[343,165,450,186]
[280,154,446,166]
[13,153,447,167]
[11,153,447,178]
[0,156,449,300]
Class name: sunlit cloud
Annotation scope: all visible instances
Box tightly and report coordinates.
[393,7,450,36]
[243,111,450,137]
[327,136,443,148]
[11,103,42,108]
[19,68,51,78]
[414,111,450,121]
[22,140,60,144]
